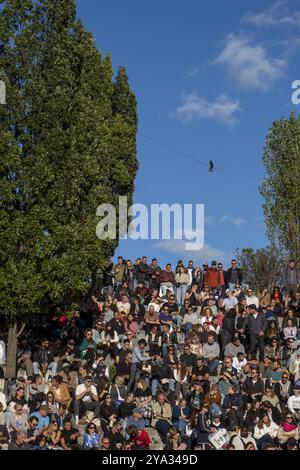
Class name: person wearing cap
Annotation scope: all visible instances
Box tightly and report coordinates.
[287,383,300,419]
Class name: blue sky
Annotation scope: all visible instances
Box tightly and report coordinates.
[78,0,300,268]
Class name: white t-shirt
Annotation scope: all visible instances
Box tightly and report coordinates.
[75,384,97,402]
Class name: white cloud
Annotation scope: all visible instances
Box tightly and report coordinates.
[214,34,286,91]
[243,0,300,27]
[218,214,247,229]
[174,91,241,126]
[186,67,200,78]
[155,239,232,265]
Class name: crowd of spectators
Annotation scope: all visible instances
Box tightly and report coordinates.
[1,256,300,451]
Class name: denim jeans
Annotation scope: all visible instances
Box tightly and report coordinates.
[176,284,188,306]
[33,361,57,376]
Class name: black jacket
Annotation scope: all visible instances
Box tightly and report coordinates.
[225,268,243,286]
[33,346,54,365]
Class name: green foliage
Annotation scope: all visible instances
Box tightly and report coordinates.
[235,246,284,292]
[260,113,300,259]
[0,0,138,319]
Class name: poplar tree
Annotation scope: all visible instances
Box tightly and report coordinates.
[0,0,138,377]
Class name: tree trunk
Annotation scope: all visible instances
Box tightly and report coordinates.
[5,322,18,379]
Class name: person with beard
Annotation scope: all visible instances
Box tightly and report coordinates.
[149,258,161,290]
[146,325,162,357]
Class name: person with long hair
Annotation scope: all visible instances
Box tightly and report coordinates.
[46,421,61,449]
[83,422,100,449]
[174,364,188,399]
[244,399,261,433]
[253,412,278,449]
[99,324,120,361]
[41,391,59,420]
[277,413,299,446]
[144,304,160,335]
[124,313,138,337]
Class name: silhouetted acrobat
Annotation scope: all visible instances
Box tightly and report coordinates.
[208,160,214,173]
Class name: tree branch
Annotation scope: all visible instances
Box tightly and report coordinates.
[17,322,26,338]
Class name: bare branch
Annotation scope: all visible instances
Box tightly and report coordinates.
[17,322,26,338]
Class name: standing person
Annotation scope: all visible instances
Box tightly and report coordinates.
[217,262,227,296]
[175,266,190,307]
[284,259,300,296]
[186,260,195,284]
[137,256,151,289]
[204,261,220,294]
[113,256,126,290]
[226,260,243,292]
[247,305,266,361]
[124,259,135,292]
[149,258,161,290]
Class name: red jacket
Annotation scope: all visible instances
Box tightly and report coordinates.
[159,270,175,284]
[204,268,219,288]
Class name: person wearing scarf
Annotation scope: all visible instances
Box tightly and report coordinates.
[278,415,299,445]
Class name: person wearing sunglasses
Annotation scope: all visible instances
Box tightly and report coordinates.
[83,422,100,449]
[74,376,100,425]
[278,413,299,446]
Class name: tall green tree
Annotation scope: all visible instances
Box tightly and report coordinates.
[235,246,284,293]
[0,0,138,378]
[260,113,300,260]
